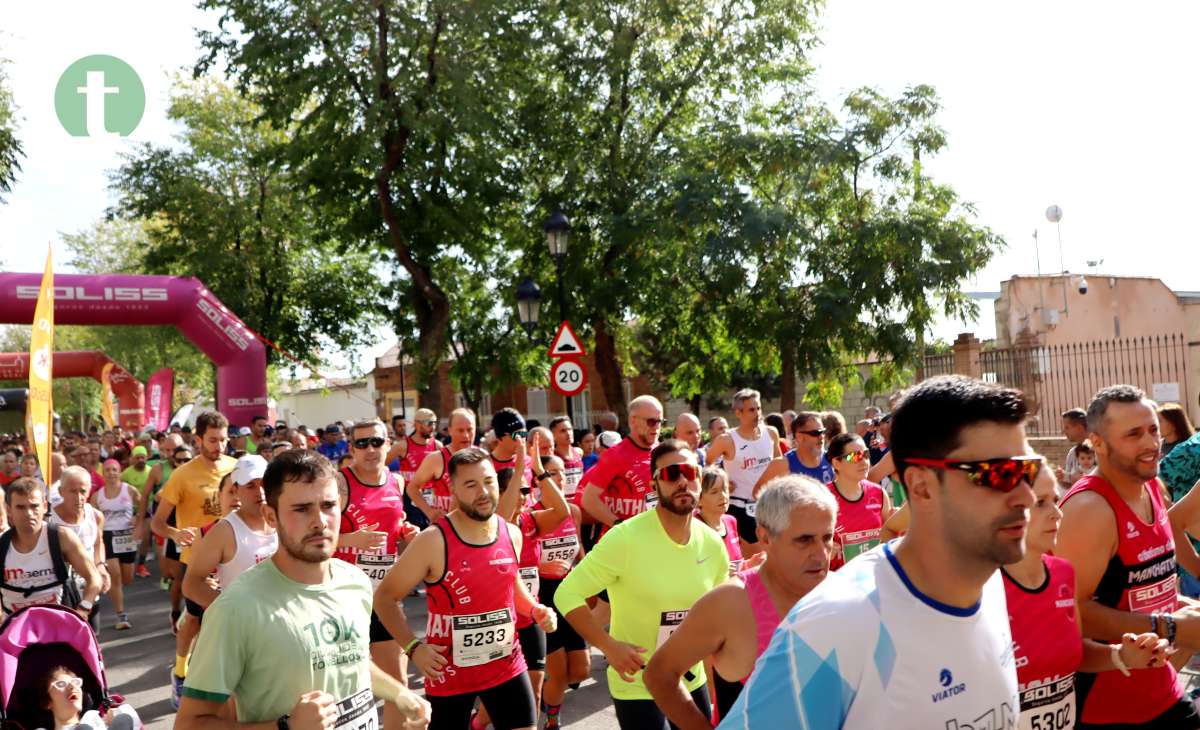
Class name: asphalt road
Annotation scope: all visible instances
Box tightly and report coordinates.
[99,566,623,730]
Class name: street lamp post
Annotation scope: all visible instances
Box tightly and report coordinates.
[516,276,542,337]
[544,211,573,422]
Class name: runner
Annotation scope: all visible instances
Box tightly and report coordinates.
[374,447,556,730]
[753,411,833,498]
[386,408,440,530]
[151,411,236,710]
[548,417,584,497]
[0,478,102,619]
[645,475,836,728]
[333,419,420,730]
[706,390,781,557]
[182,454,277,612]
[673,414,705,467]
[579,396,663,534]
[91,459,141,630]
[1006,455,1170,730]
[488,409,532,488]
[48,466,109,631]
[139,438,189,629]
[824,432,893,570]
[406,408,476,524]
[1055,385,1200,728]
[719,375,1033,728]
[556,439,729,730]
[694,468,749,572]
[177,449,431,730]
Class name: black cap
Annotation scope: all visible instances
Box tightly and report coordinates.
[490,409,526,439]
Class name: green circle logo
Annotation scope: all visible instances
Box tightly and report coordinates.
[54,55,145,137]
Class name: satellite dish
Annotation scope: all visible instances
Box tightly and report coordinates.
[1046,205,1063,223]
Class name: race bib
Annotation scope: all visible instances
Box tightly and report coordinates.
[357,552,396,591]
[744,501,757,518]
[656,609,688,649]
[451,609,516,667]
[111,529,136,555]
[563,467,583,496]
[519,566,539,597]
[540,534,580,565]
[1019,675,1074,730]
[643,491,658,510]
[1128,575,1177,614]
[421,487,434,505]
[333,688,378,730]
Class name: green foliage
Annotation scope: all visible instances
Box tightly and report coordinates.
[0,58,22,205]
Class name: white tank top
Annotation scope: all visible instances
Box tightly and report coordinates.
[215,511,278,589]
[726,427,775,501]
[95,483,135,532]
[1,527,63,614]
[49,504,100,557]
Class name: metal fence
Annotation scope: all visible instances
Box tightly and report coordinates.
[926,334,1190,435]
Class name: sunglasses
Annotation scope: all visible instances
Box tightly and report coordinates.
[640,417,665,427]
[838,450,868,464]
[353,437,386,449]
[905,456,1043,493]
[655,463,701,482]
[51,678,83,691]
[510,430,529,440]
[419,420,437,427]
[796,428,826,438]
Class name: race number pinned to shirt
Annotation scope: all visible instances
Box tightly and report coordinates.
[644,491,658,510]
[111,529,136,554]
[744,501,757,518]
[452,608,516,667]
[333,688,378,730]
[656,609,688,649]
[540,534,580,565]
[1019,675,1075,730]
[519,566,540,598]
[357,553,396,591]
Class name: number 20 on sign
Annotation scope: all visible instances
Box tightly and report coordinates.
[550,358,587,397]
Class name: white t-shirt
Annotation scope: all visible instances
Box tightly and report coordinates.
[719,541,1019,730]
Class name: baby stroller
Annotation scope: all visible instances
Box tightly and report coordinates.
[0,605,126,730]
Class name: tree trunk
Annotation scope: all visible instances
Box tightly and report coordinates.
[689,393,701,415]
[592,316,629,427]
[780,346,796,411]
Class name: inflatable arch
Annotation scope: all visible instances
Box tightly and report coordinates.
[0,351,144,430]
[0,274,267,428]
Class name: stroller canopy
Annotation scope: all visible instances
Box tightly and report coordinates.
[0,605,107,716]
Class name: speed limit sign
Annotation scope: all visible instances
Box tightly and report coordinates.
[550,357,588,397]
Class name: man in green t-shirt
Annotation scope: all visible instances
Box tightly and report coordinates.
[555,439,728,730]
[122,445,153,577]
[178,448,430,730]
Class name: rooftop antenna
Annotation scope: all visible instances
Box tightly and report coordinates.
[1046,205,1068,316]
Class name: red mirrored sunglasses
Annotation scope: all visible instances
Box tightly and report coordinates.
[655,463,701,483]
[904,456,1042,493]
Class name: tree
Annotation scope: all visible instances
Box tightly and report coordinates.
[196,0,542,414]
[0,57,24,204]
[108,76,386,370]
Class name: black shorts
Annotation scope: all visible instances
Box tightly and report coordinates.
[539,578,586,654]
[180,564,205,620]
[613,684,710,730]
[164,510,181,561]
[1077,697,1200,729]
[427,672,535,730]
[102,531,137,565]
[727,502,758,544]
[714,671,744,723]
[369,610,392,644]
[518,623,546,671]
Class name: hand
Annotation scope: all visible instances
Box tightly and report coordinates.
[602,639,648,682]
[1054,466,1066,484]
[74,606,92,621]
[134,521,147,542]
[410,643,449,684]
[743,551,767,572]
[345,525,388,552]
[399,522,421,543]
[172,527,199,547]
[205,574,220,591]
[1118,632,1172,669]
[533,603,557,633]
[100,568,112,594]
[391,691,432,730]
[289,690,337,730]
[539,559,572,580]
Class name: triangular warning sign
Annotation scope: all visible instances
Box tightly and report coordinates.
[548,320,586,358]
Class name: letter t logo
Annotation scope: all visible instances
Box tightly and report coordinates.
[76,71,119,138]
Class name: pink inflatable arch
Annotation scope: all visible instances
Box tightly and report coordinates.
[0,273,267,428]
[0,350,145,431]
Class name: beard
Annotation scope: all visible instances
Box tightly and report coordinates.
[1107,444,1160,482]
[459,494,497,522]
[658,484,697,516]
[278,523,334,564]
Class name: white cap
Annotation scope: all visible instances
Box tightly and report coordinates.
[232,454,268,486]
[598,431,622,449]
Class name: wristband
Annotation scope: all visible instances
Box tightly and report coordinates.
[1110,644,1131,677]
[403,638,421,656]
[1151,612,1159,636]
[1164,614,1178,646]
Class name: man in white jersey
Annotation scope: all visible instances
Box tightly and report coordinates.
[182,455,277,607]
[706,389,780,555]
[0,479,102,619]
[49,467,109,630]
[720,375,1033,729]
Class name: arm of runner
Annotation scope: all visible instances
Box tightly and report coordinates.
[880,486,895,524]
[369,660,431,730]
[508,522,556,633]
[531,461,570,535]
[705,435,732,471]
[404,451,445,523]
[555,525,645,681]
[880,501,909,542]
[374,528,448,684]
[644,585,738,730]
[57,527,102,609]
[135,465,160,539]
[767,426,782,458]
[867,451,895,485]
[334,470,388,552]
[580,483,620,527]
[384,440,407,469]
[497,440,529,521]
[178,692,336,730]
[752,456,787,498]
[1169,481,1200,578]
[183,520,229,609]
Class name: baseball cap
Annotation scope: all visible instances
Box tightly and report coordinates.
[326,424,342,434]
[236,426,252,437]
[598,431,621,449]
[414,408,436,423]
[131,446,148,458]
[232,455,268,485]
[491,409,526,439]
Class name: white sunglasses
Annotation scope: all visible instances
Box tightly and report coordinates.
[51,678,83,691]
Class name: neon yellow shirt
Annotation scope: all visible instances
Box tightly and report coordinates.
[554,508,729,700]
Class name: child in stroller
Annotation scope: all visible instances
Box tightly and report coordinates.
[0,605,140,730]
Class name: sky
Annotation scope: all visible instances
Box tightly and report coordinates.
[4,1,1200,368]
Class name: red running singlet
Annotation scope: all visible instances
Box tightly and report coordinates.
[423,518,527,697]
[514,511,542,630]
[1061,475,1181,725]
[537,507,580,578]
[399,436,440,485]
[427,448,456,514]
[1004,555,1083,730]
[333,467,409,591]
[826,480,885,571]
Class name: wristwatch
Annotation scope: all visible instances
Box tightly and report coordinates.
[77,599,94,612]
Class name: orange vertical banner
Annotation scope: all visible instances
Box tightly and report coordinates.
[99,361,115,429]
[28,245,54,477]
